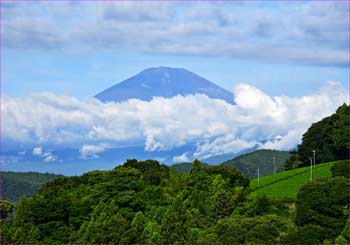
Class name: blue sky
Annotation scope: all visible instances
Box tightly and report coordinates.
[3,49,349,99]
[1,1,349,99]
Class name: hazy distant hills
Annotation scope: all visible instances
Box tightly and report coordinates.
[2,145,196,176]
[1,171,62,203]
[95,67,234,104]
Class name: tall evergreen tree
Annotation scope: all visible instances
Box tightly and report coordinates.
[160,195,188,243]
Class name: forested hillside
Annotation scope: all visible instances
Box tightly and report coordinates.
[285,103,350,169]
[1,171,61,202]
[222,149,290,177]
[2,159,349,244]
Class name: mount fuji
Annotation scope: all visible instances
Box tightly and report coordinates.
[95,67,234,104]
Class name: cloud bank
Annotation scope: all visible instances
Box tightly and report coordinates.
[2,1,349,67]
[2,82,348,160]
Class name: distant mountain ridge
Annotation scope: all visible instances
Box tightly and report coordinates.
[1,171,62,203]
[201,145,260,165]
[222,149,291,178]
[95,67,234,104]
[200,137,283,165]
[170,149,290,177]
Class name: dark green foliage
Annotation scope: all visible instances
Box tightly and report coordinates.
[160,195,188,243]
[3,159,254,244]
[0,199,15,220]
[170,162,209,173]
[122,159,170,185]
[255,195,272,215]
[295,177,350,240]
[3,158,347,244]
[129,211,147,243]
[284,150,303,170]
[286,104,350,169]
[78,201,130,244]
[331,160,350,178]
[282,224,327,244]
[222,149,291,177]
[211,214,292,244]
[211,190,233,219]
[341,219,350,241]
[204,165,250,188]
[1,171,62,203]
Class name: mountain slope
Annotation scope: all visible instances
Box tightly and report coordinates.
[1,171,62,202]
[201,145,260,165]
[221,149,291,178]
[95,67,234,104]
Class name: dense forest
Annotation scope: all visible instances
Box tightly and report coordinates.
[1,159,349,244]
[1,172,62,203]
[285,103,350,169]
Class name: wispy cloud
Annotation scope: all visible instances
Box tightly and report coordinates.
[173,152,191,163]
[32,147,43,156]
[31,146,57,162]
[2,82,348,159]
[79,143,110,159]
[2,2,348,67]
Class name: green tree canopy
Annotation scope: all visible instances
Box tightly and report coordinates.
[286,104,350,169]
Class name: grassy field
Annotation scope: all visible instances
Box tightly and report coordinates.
[250,162,333,200]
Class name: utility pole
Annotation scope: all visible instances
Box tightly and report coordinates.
[313,150,316,167]
[310,158,313,181]
[258,168,260,187]
[273,157,276,174]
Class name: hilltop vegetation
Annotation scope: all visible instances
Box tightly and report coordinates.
[170,162,209,173]
[1,171,62,203]
[222,149,290,178]
[2,158,349,244]
[286,103,350,169]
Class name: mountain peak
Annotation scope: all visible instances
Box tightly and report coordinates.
[95,67,234,104]
[143,66,185,71]
[139,66,193,77]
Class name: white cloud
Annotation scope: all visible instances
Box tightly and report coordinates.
[32,147,43,156]
[79,143,110,159]
[42,152,57,162]
[1,2,348,67]
[193,135,257,160]
[2,81,348,160]
[31,146,57,162]
[173,152,191,163]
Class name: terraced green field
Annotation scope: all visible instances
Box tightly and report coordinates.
[250,162,334,200]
